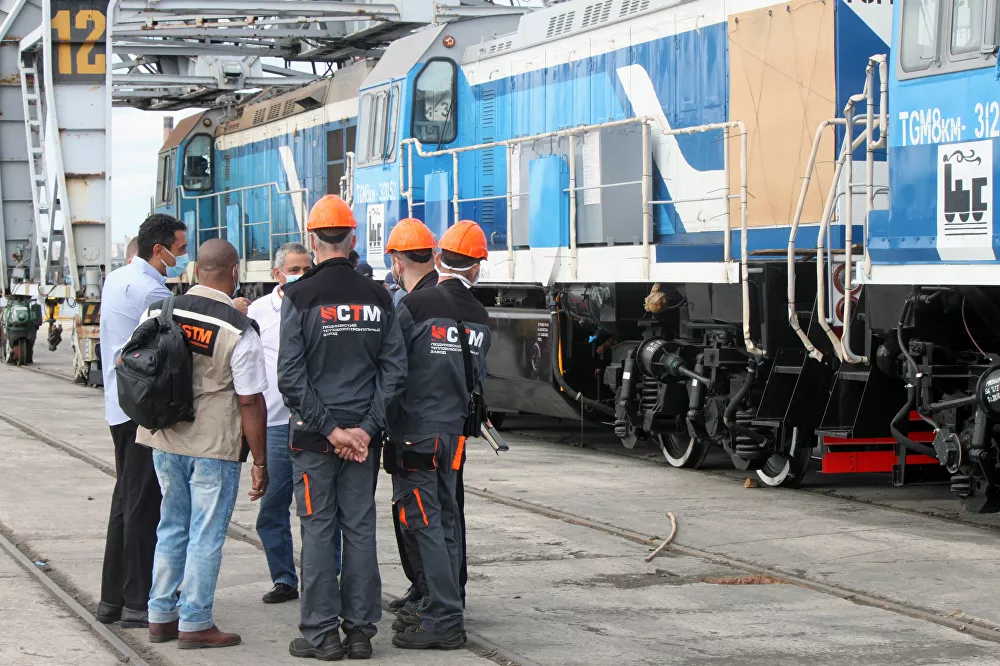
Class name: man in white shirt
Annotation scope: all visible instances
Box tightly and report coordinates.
[97,214,188,628]
[248,242,313,604]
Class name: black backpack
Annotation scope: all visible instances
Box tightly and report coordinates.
[115,296,195,431]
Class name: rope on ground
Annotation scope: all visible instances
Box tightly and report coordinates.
[644,511,678,562]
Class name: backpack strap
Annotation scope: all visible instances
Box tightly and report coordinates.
[157,296,175,326]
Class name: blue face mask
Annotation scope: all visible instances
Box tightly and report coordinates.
[283,273,302,284]
[162,248,190,278]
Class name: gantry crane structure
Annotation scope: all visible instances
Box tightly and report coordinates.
[0,0,526,381]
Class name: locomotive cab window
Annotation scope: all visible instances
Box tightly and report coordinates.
[901,0,942,71]
[412,59,457,144]
[183,134,212,191]
[951,0,986,54]
[156,150,175,206]
[357,85,399,165]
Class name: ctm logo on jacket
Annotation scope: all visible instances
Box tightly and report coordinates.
[320,304,382,322]
[431,325,485,348]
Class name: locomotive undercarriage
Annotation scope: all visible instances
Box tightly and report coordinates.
[869,285,1000,513]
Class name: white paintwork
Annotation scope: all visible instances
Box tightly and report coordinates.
[277,145,306,234]
[616,64,727,231]
[863,263,1000,286]
[214,98,357,151]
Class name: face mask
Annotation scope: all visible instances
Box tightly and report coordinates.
[283,273,302,284]
[162,247,190,278]
[438,258,477,289]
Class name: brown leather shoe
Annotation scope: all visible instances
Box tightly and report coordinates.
[177,625,242,649]
[149,620,179,643]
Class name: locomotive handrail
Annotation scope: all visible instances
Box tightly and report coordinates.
[400,117,756,353]
[176,181,309,267]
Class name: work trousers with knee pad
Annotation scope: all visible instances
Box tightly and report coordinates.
[293,448,381,647]
[391,434,465,632]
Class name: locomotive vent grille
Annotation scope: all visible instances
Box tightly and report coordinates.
[619,0,651,16]
[582,1,613,27]
[283,100,298,115]
[267,102,282,121]
[251,108,266,125]
[223,154,232,180]
[546,10,576,38]
[479,86,498,228]
[489,40,513,54]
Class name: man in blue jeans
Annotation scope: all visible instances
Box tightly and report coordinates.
[143,239,269,648]
[249,242,333,604]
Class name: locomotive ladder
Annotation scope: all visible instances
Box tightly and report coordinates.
[786,54,888,364]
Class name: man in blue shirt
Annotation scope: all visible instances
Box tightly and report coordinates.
[97,214,188,628]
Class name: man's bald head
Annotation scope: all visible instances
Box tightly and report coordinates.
[195,238,239,296]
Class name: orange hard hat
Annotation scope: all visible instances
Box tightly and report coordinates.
[439,220,488,260]
[386,218,436,253]
[307,194,356,231]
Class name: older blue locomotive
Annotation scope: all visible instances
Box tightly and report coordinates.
[153,0,1000,509]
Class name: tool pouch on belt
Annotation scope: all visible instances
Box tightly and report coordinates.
[382,432,399,474]
[386,437,438,476]
[288,417,335,455]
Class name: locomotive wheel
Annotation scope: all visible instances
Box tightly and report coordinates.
[756,443,812,488]
[657,432,710,469]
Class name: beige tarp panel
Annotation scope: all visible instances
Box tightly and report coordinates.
[727,0,837,234]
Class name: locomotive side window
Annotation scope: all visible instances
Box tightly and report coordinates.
[183,134,212,191]
[412,59,457,145]
[951,0,986,53]
[357,85,399,165]
[901,0,942,71]
[157,150,175,205]
[326,127,346,195]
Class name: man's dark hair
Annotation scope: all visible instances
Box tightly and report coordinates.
[316,228,350,245]
[137,214,186,261]
[400,249,433,264]
[441,250,478,269]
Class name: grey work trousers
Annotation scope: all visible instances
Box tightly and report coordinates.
[391,434,465,632]
[292,448,381,646]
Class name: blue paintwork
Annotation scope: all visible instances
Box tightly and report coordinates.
[835,1,890,161]
[868,4,1000,265]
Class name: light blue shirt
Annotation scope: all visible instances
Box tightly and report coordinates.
[100,257,171,425]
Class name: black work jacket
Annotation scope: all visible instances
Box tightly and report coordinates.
[277,257,406,438]
[392,278,491,438]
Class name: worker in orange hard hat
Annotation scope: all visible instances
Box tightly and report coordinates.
[436,220,488,288]
[387,219,491,650]
[385,218,437,306]
[280,193,407,660]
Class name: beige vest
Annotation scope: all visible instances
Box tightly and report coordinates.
[139,285,247,461]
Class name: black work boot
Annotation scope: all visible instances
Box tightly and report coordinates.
[387,586,420,613]
[342,628,373,660]
[289,633,345,661]
[263,583,300,604]
[119,607,149,629]
[391,610,420,633]
[95,601,122,624]
[392,624,466,650]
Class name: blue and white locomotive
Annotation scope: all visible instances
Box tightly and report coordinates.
[154,0,1000,508]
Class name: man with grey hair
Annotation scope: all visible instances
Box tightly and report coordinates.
[247,241,312,604]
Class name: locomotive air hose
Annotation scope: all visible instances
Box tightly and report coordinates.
[549,311,614,418]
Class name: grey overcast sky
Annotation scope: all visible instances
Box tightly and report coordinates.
[110,107,177,243]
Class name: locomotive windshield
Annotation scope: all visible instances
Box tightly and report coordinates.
[183,134,212,191]
[412,59,456,145]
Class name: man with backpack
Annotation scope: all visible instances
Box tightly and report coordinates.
[97,214,187,628]
[138,238,269,648]
[388,220,492,650]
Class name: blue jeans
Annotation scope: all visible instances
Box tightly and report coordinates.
[256,424,298,588]
[148,450,240,632]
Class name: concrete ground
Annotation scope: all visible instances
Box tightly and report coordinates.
[2,342,1000,664]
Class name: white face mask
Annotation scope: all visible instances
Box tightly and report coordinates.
[438,257,477,288]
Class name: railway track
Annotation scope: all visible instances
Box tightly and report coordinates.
[9,361,1000,650]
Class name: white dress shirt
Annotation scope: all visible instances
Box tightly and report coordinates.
[247,285,289,427]
[100,257,171,426]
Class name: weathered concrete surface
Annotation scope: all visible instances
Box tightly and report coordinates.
[0,543,118,665]
[3,345,1000,663]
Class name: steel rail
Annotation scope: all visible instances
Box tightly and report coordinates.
[10,365,1000,647]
